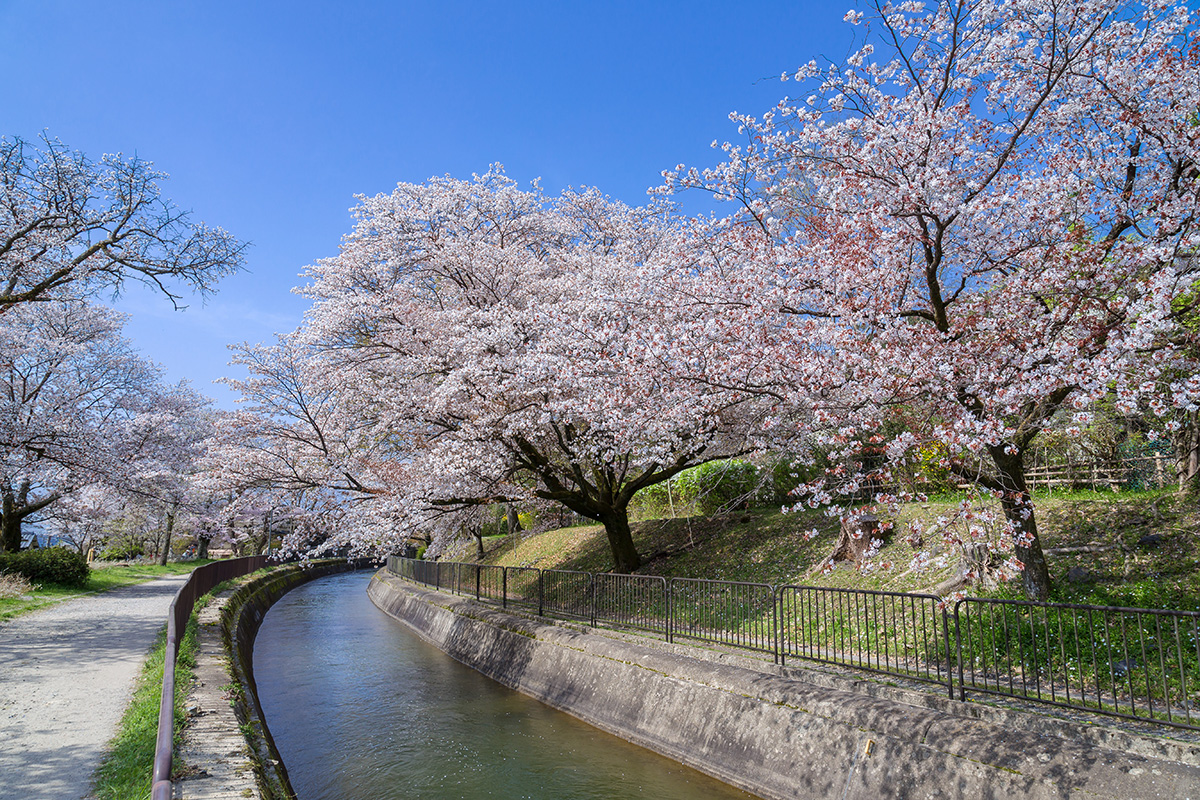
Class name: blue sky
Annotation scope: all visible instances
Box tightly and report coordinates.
[2,0,858,406]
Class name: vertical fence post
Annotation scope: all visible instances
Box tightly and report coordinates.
[538,569,544,617]
[777,588,787,667]
[954,600,967,701]
[589,573,596,628]
[941,602,954,700]
[502,567,508,609]
[475,565,481,600]
[771,584,779,665]
[665,578,673,644]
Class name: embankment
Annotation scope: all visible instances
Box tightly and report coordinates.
[180,560,363,800]
[368,568,1200,800]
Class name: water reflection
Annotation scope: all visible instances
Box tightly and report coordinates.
[254,571,757,800]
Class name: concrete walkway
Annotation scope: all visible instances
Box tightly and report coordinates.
[0,574,189,800]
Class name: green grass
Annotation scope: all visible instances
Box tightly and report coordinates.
[455,488,1200,607]
[0,560,213,622]
[91,604,201,800]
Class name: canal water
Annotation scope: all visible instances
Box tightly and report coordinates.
[253,571,757,800]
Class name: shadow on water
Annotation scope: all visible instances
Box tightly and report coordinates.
[254,571,757,800]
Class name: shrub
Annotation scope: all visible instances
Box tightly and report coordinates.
[675,460,761,515]
[99,541,143,561]
[630,481,675,518]
[0,547,91,587]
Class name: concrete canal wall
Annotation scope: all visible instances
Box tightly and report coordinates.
[368,568,1200,800]
[179,561,362,800]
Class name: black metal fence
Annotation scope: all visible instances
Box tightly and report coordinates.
[955,597,1200,728]
[779,585,953,695]
[386,556,1200,731]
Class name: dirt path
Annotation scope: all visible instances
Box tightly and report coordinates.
[0,574,189,800]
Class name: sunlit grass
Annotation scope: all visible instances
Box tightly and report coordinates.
[90,607,201,800]
[0,560,212,622]
[451,489,1200,607]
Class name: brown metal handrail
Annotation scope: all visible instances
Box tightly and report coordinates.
[150,556,268,800]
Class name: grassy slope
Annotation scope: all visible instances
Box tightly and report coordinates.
[456,489,1200,609]
[0,560,213,622]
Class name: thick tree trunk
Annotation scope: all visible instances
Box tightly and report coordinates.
[1,483,20,553]
[990,448,1052,601]
[1,478,60,553]
[597,507,641,573]
[157,503,178,566]
[506,505,522,536]
[197,532,210,560]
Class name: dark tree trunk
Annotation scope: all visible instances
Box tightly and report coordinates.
[255,511,271,556]
[157,502,178,566]
[474,528,485,559]
[990,447,1051,601]
[1,478,60,553]
[506,505,522,536]
[1,484,20,553]
[197,533,210,560]
[597,507,641,573]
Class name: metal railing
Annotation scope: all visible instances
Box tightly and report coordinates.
[670,577,774,654]
[597,573,668,637]
[779,586,953,695]
[152,556,269,800]
[386,556,1200,731]
[955,597,1200,727]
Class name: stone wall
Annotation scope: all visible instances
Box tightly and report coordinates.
[368,568,1200,800]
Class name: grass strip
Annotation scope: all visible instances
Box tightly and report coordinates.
[91,601,202,800]
[0,560,214,622]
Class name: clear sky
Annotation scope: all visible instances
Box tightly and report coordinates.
[1,0,859,407]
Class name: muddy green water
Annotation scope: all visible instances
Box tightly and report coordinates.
[253,571,758,799]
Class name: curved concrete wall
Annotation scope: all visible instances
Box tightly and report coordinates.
[221,561,362,800]
[368,569,1200,800]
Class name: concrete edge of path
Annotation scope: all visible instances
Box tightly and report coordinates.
[173,561,362,800]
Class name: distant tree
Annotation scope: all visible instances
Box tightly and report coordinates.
[203,334,396,559]
[0,133,245,311]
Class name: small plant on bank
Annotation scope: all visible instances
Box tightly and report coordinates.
[0,571,36,598]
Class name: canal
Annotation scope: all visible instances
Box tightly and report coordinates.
[253,570,758,799]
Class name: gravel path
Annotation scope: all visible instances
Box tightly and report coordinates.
[0,574,189,800]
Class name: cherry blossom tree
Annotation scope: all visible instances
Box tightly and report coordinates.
[118,381,215,563]
[0,301,215,552]
[203,333,404,559]
[282,170,765,571]
[660,0,1200,598]
[0,302,151,549]
[1,134,245,311]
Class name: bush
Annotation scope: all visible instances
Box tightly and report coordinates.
[99,541,143,561]
[675,460,761,515]
[0,547,91,587]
